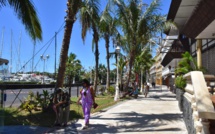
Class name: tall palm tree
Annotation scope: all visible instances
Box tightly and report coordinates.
[99,2,119,91]
[114,0,165,89]
[98,64,107,84]
[55,0,82,90]
[0,0,42,41]
[80,0,100,94]
[65,52,82,96]
[135,48,155,84]
[117,57,127,91]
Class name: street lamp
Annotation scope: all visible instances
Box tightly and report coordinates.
[114,45,121,101]
[40,55,49,84]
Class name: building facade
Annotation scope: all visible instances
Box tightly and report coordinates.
[155,52,162,85]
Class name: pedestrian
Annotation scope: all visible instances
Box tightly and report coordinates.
[144,82,150,97]
[53,88,70,127]
[132,82,138,98]
[77,79,96,130]
[152,81,155,89]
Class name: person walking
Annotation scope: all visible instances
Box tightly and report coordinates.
[77,79,95,129]
[53,88,70,127]
[144,82,150,97]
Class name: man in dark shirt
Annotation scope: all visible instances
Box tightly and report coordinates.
[53,88,70,127]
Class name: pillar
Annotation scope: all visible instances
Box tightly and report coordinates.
[196,39,202,69]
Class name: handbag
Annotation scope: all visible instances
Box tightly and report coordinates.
[93,103,98,109]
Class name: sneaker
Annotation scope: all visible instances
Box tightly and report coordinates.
[54,123,61,127]
[82,125,89,130]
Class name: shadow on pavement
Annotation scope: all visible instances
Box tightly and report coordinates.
[77,112,184,133]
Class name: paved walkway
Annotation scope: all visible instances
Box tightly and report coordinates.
[1,86,187,134]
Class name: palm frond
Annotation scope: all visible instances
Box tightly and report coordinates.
[80,0,100,43]
[8,0,42,41]
[163,20,178,33]
[143,0,160,18]
[0,0,7,9]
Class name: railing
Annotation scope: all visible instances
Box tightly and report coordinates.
[183,71,215,134]
[0,83,110,108]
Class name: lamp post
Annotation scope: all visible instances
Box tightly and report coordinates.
[40,55,49,84]
[114,45,121,101]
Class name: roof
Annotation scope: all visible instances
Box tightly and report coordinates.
[160,35,178,61]
[167,0,215,39]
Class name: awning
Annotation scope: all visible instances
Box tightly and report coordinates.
[182,0,215,38]
[166,0,215,39]
[160,37,189,67]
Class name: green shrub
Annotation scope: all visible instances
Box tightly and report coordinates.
[174,51,207,90]
[20,90,53,113]
[175,76,186,89]
[107,86,115,95]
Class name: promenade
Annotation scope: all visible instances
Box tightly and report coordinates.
[1,85,187,134]
[51,85,187,134]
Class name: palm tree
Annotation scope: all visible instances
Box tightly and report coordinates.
[99,2,119,91]
[117,57,127,91]
[0,0,42,41]
[81,68,93,82]
[80,0,101,94]
[65,52,82,96]
[98,64,107,84]
[135,48,155,87]
[113,0,165,89]
[55,0,82,90]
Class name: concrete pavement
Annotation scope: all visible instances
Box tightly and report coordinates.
[1,85,187,134]
[74,85,187,134]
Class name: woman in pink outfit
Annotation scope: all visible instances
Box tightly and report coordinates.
[77,79,95,129]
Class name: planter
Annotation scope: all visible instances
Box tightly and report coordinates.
[176,88,185,111]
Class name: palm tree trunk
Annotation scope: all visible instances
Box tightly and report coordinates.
[125,51,135,89]
[92,25,99,95]
[105,35,110,92]
[93,42,99,95]
[55,13,75,90]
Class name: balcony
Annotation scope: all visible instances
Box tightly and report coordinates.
[162,67,175,77]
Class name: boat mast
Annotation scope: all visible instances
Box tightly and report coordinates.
[32,42,35,73]
[17,31,22,73]
[55,32,57,80]
[10,30,12,74]
[0,28,4,58]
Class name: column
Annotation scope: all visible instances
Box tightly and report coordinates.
[196,39,202,69]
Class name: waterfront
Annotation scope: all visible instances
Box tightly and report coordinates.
[3,85,107,108]
[4,86,81,108]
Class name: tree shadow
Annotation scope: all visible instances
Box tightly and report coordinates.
[76,111,184,133]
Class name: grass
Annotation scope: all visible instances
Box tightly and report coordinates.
[2,94,124,127]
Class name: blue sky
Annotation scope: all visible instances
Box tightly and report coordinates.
[0,0,171,73]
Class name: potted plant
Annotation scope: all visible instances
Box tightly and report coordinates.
[174,75,186,111]
[174,51,206,111]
